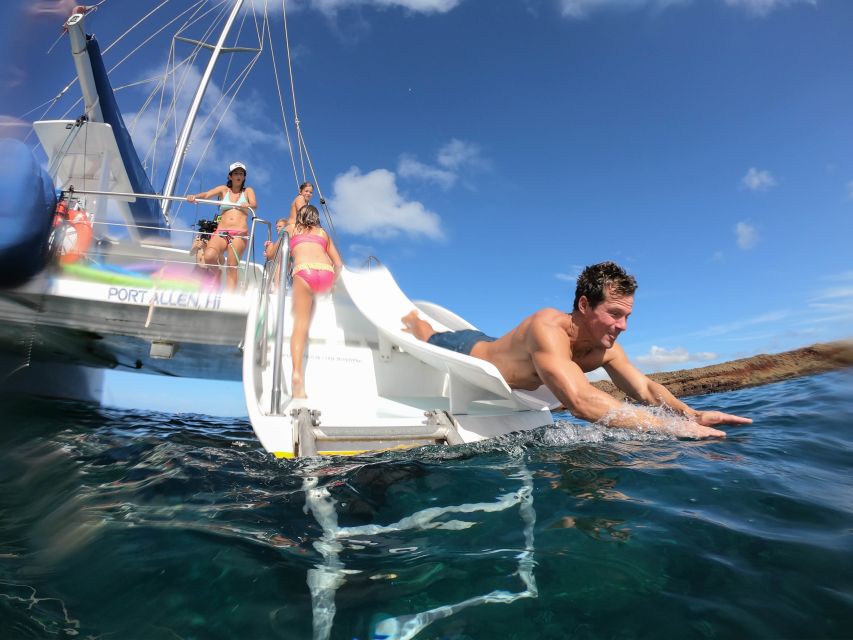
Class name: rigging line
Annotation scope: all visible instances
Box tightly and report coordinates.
[251,0,266,49]
[128,55,193,136]
[219,0,256,93]
[169,3,266,222]
[24,84,76,143]
[104,0,216,80]
[17,97,63,121]
[269,0,299,189]
[146,2,222,181]
[22,2,203,137]
[55,2,214,124]
[169,0,233,132]
[45,0,106,55]
[301,139,338,239]
[100,0,174,56]
[216,3,242,93]
[134,61,173,162]
[170,52,262,226]
[281,0,307,184]
[112,74,171,91]
[51,0,210,126]
[143,40,176,174]
[159,0,230,179]
[156,3,219,180]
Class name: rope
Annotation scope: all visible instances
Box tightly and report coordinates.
[281,0,306,185]
[275,0,300,189]
[277,0,337,240]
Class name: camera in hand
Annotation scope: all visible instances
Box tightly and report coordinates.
[195,218,218,239]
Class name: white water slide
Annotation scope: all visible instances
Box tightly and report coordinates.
[242,261,559,458]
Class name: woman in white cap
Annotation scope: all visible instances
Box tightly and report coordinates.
[187,161,257,290]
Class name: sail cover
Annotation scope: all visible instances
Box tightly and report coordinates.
[0,139,56,287]
[87,35,168,240]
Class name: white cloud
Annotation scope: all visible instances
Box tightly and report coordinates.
[825,270,853,282]
[346,243,378,266]
[555,265,584,282]
[636,345,716,368]
[846,180,853,200]
[741,167,777,191]
[558,0,688,19]
[735,221,758,250]
[724,0,817,18]
[0,115,31,140]
[692,310,790,338]
[397,155,456,190]
[557,0,813,19]
[328,166,443,239]
[812,287,853,301]
[398,139,487,190]
[808,281,853,318]
[436,138,485,170]
[310,0,461,16]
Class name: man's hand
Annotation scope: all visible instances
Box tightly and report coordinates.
[679,422,726,439]
[695,411,753,427]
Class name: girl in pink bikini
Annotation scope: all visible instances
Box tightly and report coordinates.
[187,161,257,290]
[287,204,343,398]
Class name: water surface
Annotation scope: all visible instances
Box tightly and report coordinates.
[1,371,851,639]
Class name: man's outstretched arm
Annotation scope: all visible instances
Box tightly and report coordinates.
[528,323,735,438]
[603,345,753,428]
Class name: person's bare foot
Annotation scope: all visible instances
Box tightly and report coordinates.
[400,310,435,341]
[401,310,420,334]
[291,371,307,398]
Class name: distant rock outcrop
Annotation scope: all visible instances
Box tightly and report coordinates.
[592,340,853,400]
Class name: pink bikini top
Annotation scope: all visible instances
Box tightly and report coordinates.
[289,232,328,251]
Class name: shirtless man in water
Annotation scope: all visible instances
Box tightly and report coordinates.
[402,261,752,439]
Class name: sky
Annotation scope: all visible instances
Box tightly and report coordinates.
[1,0,852,415]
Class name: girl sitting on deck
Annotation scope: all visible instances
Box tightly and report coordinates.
[287,204,343,398]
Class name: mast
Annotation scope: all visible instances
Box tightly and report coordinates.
[65,10,104,122]
[160,0,245,224]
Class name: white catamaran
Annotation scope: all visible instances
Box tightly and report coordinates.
[0,1,560,459]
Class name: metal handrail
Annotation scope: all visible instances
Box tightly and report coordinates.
[270,230,290,413]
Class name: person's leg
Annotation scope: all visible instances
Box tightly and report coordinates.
[202,234,226,266]
[290,275,315,398]
[401,310,437,342]
[199,234,226,286]
[223,236,246,290]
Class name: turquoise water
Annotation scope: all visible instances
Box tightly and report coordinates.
[1,371,851,639]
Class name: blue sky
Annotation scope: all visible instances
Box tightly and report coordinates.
[2,0,852,415]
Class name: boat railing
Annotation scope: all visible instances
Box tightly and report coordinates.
[262,230,290,413]
[53,188,271,293]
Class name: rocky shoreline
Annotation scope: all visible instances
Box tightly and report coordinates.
[592,339,853,400]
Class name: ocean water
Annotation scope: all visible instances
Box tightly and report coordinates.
[0,371,851,640]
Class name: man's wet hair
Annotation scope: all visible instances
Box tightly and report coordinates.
[573,261,638,311]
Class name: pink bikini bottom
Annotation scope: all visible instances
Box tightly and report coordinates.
[293,263,335,293]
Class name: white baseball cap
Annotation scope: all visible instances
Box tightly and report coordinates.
[229,161,247,173]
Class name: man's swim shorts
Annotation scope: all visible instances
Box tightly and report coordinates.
[426,329,497,356]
